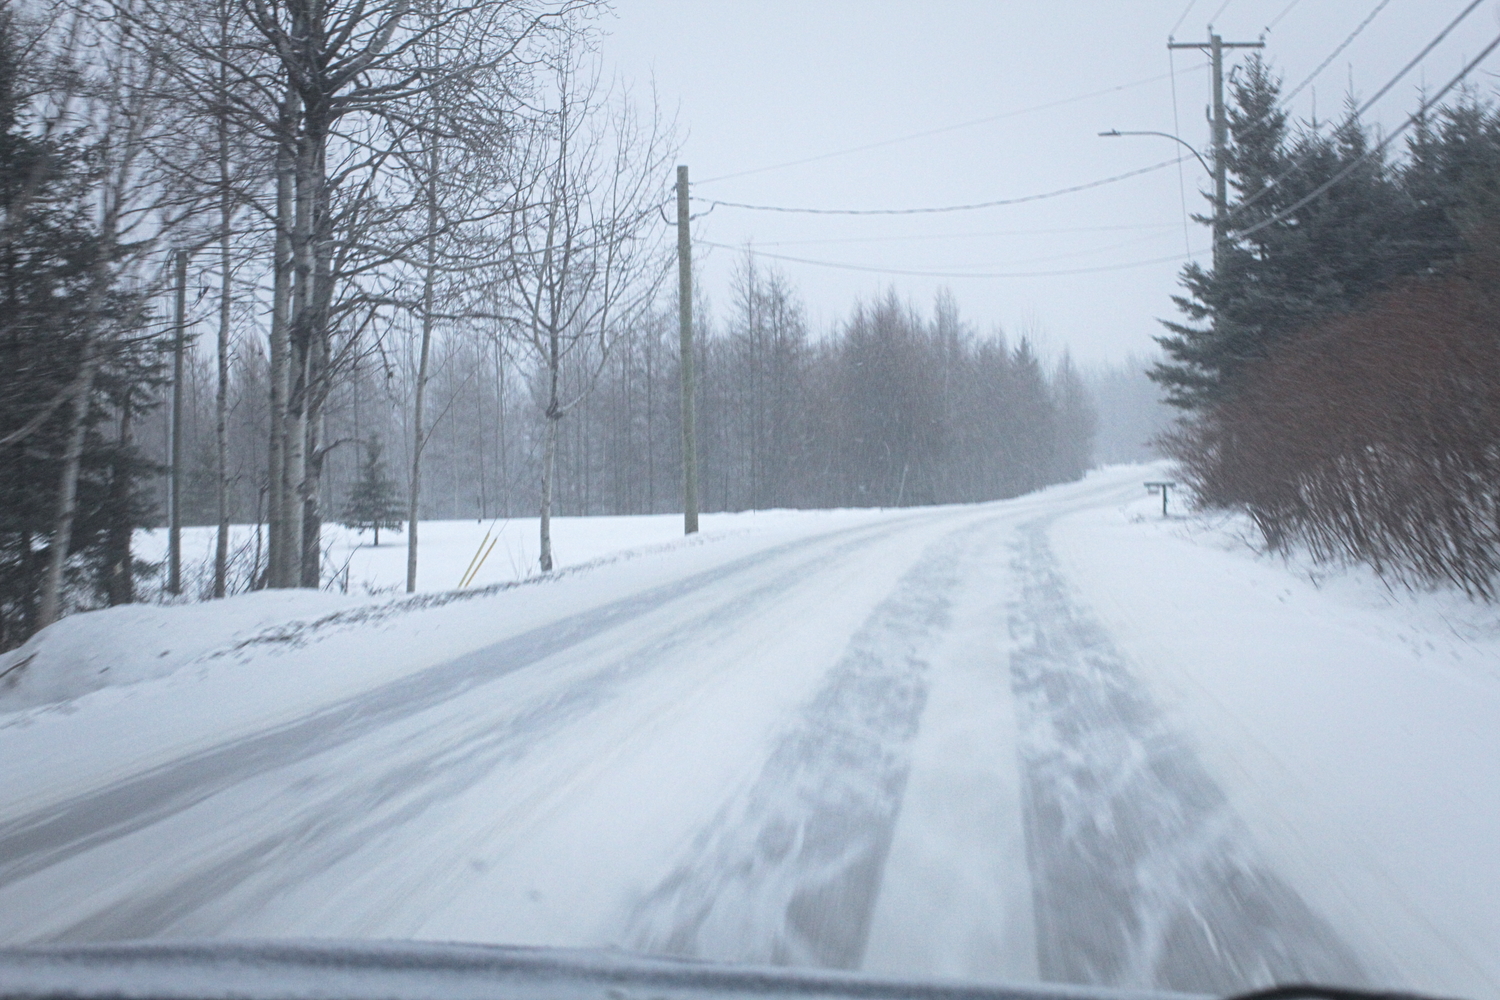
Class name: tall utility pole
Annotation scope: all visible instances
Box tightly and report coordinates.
[168,249,188,596]
[676,165,699,535]
[1169,31,1263,268]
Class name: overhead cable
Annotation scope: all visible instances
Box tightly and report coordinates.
[1281,0,1393,105]
[694,64,1207,186]
[1265,0,1302,32]
[700,241,1199,279]
[1232,28,1500,241]
[694,156,1186,216]
[734,231,1168,264]
[749,223,1175,248]
[1170,0,1201,38]
[1170,46,1194,254]
[1334,0,1484,116]
[1228,0,1488,223]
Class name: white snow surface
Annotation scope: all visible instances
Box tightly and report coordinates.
[0,466,1496,998]
[0,509,874,713]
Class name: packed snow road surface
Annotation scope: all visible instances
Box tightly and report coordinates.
[1,467,1497,998]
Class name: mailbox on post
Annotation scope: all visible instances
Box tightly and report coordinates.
[1144,481,1176,518]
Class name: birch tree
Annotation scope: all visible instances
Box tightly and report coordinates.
[34,3,204,627]
[497,48,674,571]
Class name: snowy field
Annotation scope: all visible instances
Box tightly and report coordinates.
[1,464,1497,999]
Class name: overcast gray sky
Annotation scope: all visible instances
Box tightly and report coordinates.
[598,1,1500,364]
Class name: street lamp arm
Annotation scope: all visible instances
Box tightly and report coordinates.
[1098,129,1213,179]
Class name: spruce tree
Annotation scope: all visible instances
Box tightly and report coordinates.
[1152,56,1453,410]
[0,11,158,647]
[340,436,404,546]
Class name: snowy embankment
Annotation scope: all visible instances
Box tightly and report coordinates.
[0,466,1496,998]
[1048,483,1500,997]
[0,509,864,714]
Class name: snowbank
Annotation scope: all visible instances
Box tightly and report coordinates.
[0,508,885,717]
[0,591,365,714]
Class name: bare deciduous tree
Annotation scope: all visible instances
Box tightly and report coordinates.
[495,47,674,571]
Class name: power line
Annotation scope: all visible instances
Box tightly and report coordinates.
[693,64,1208,186]
[687,5,1491,281]
[694,156,1186,215]
[747,223,1176,249]
[737,231,1170,266]
[1266,0,1302,32]
[1282,0,1394,105]
[1170,45,1194,254]
[700,240,1199,279]
[1228,0,1488,224]
[692,28,1500,284]
[1207,0,1236,26]
[1170,0,1201,37]
[1341,0,1484,115]
[1233,27,1500,241]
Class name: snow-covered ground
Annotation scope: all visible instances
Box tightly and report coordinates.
[133,509,853,599]
[1,465,1496,999]
[4,510,886,712]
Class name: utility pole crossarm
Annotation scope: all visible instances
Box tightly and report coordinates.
[1167,41,1266,49]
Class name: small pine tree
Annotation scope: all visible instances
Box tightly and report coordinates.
[340,436,404,545]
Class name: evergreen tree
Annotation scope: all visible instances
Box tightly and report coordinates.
[1049,353,1097,484]
[340,436,404,546]
[1403,96,1500,244]
[0,11,160,648]
[1153,56,1454,409]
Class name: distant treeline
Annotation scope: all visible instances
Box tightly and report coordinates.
[160,262,1098,537]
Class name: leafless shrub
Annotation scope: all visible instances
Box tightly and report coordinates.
[1165,238,1500,597]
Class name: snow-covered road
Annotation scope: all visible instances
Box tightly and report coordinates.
[1,467,1496,998]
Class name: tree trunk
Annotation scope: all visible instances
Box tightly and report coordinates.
[539,317,561,573]
[266,87,296,587]
[539,412,557,572]
[405,137,439,594]
[284,344,307,587]
[168,249,186,596]
[283,102,324,587]
[497,337,508,518]
[299,406,323,588]
[405,304,431,593]
[298,115,339,591]
[104,395,134,606]
[36,321,104,628]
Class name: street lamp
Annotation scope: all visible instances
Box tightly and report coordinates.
[1099,128,1219,267]
[1098,129,1211,178]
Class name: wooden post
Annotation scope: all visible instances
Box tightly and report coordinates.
[677,165,699,535]
[1145,480,1176,518]
[214,35,232,597]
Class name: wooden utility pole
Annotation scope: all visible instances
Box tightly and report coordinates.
[1169,31,1263,268]
[213,7,232,599]
[168,248,188,596]
[677,165,698,535]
